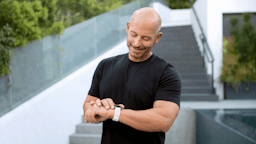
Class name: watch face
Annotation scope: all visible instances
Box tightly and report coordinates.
[114,106,122,109]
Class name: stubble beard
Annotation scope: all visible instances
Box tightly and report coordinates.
[127,43,146,59]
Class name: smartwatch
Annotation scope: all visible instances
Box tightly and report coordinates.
[112,105,122,122]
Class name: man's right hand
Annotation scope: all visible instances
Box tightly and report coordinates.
[84,98,125,124]
[84,101,109,124]
[93,98,125,110]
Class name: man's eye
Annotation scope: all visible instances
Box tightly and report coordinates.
[132,35,136,37]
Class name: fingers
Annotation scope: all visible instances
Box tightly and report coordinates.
[118,104,125,109]
[93,99,125,110]
[85,109,91,123]
[90,101,95,105]
[103,98,115,110]
[84,112,87,123]
[95,99,102,107]
[86,103,97,123]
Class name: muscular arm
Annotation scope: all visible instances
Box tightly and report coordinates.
[107,100,180,133]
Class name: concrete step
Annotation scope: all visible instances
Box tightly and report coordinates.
[160,40,199,46]
[153,52,201,58]
[69,133,101,144]
[181,86,211,93]
[175,67,205,73]
[162,55,203,61]
[154,51,201,57]
[180,93,219,101]
[179,73,208,80]
[175,65,206,71]
[168,61,203,68]
[76,123,102,134]
[181,80,210,86]
[160,26,195,34]
[153,43,200,51]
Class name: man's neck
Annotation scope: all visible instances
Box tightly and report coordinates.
[129,52,153,62]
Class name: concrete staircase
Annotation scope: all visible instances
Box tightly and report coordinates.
[152,25,219,101]
[69,118,102,144]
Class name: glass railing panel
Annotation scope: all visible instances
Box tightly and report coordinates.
[0,76,9,117]
[60,18,96,77]
[155,0,169,6]
[95,8,122,57]
[119,1,140,39]
[139,0,153,8]
[10,35,61,111]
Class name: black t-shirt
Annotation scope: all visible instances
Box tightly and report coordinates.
[88,52,181,144]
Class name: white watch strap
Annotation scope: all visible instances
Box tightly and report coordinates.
[112,107,121,122]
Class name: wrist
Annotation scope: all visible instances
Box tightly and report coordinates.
[108,109,115,119]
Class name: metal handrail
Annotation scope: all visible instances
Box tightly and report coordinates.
[188,0,215,94]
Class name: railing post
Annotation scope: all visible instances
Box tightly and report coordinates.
[94,17,97,57]
[212,61,214,94]
[9,51,12,111]
[119,8,121,42]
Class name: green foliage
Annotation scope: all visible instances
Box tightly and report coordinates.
[165,0,197,9]
[47,21,65,35]
[0,0,45,47]
[54,0,126,27]
[0,24,15,77]
[220,13,256,92]
[0,0,132,77]
[0,0,65,77]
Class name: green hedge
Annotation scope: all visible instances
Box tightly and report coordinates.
[165,0,197,9]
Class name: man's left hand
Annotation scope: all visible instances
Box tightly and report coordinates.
[85,101,111,124]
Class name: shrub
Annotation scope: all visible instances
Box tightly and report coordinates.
[220,13,256,92]
[0,0,47,47]
[165,0,197,9]
[0,0,64,77]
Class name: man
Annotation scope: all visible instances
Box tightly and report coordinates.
[83,7,181,144]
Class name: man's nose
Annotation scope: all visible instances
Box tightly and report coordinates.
[134,39,141,48]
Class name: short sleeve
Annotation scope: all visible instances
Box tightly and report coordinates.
[88,59,105,98]
[154,64,182,109]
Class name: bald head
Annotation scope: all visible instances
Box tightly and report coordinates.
[131,7,162,35]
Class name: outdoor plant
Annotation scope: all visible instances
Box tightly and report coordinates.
[220,12,256,92]
[0,0,65,77]
[0,24,15,77]
[166,0,197,9]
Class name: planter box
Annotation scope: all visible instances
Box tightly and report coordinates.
[224,82,256,99]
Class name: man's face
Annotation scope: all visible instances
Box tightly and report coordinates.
[126,16,162,62]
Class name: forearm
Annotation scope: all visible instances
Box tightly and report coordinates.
[109,108,168,132]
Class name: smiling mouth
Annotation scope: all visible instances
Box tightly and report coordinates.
[133,47,144,51]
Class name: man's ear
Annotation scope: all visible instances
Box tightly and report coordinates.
[154,32,163,44]
[126,22,130,34]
